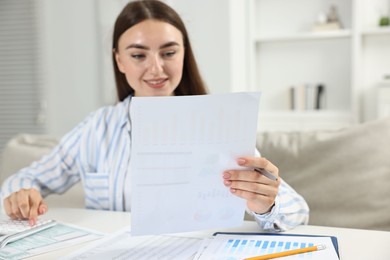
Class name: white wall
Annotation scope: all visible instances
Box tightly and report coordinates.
[170,0,248,94]
[169,0,231,94]
[41,0,101,136]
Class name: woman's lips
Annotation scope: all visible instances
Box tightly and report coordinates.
[144,78,167,89]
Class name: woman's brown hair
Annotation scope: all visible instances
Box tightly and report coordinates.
[112,0,208,101]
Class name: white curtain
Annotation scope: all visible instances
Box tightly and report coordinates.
[0,0,45,163]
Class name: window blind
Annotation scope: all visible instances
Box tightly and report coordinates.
[0,1,45,160]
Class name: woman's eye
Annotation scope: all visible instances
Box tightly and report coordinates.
[131,54,145,60]
[162,51,175,58]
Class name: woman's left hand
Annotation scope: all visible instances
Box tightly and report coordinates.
[223,156,281,214]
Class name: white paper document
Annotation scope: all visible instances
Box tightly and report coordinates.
[0,222,102,260]
[62,226,203,260]
[129,92,261,235]
[194,234,339,260]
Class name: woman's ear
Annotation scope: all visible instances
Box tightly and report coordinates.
[114,49,126,73]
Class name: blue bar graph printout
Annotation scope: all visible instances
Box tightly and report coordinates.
[220,238,312,256]
[194,234,339,260]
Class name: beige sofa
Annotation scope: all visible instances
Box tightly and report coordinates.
[1,116,390,231]
[256,116,390,231]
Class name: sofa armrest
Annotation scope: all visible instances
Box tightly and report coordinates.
[0,134,84,208]
[1,134,58,183]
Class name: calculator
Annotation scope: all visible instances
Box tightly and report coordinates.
[0,218,57,248]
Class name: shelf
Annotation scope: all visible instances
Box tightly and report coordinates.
[260,110,351,118]
[362,27,390,36]
[254,30,352,43]
[258,110,353,131]
[248,0,390,129]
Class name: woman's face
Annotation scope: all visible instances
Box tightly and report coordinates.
[115,19,185,97]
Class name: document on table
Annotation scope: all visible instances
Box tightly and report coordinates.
[129,92,261,235]
[194,234,340,260]
[61,226,203,260]
[0,222,103,260]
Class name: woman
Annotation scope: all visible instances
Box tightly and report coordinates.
[1,0,309,231]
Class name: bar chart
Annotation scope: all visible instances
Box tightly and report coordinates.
[223,238,314,256]
[194,234,339,260]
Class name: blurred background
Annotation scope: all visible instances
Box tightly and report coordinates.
[0,0,389,156]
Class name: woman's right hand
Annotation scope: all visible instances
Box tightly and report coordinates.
[3,188,48,225]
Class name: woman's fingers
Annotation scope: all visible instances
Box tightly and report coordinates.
[237,157,279,179]
[223,157,281,214]
[3,189,45,223]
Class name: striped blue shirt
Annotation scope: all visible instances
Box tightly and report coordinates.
[1,95,309,231]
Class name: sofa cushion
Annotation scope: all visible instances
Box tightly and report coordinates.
[256,117,390,231]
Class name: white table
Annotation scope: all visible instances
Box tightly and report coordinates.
[4,208,390,259]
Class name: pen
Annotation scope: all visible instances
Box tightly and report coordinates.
[244,244,326,260]
[254,167,278,181]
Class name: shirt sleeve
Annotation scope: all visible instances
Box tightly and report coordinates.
[1,111,96,200]
[249,179,309,231]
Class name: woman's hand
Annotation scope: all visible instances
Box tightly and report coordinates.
[3,188,48,225]
[223,157,281,214]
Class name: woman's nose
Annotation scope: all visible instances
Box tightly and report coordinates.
[148,55,163,74]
